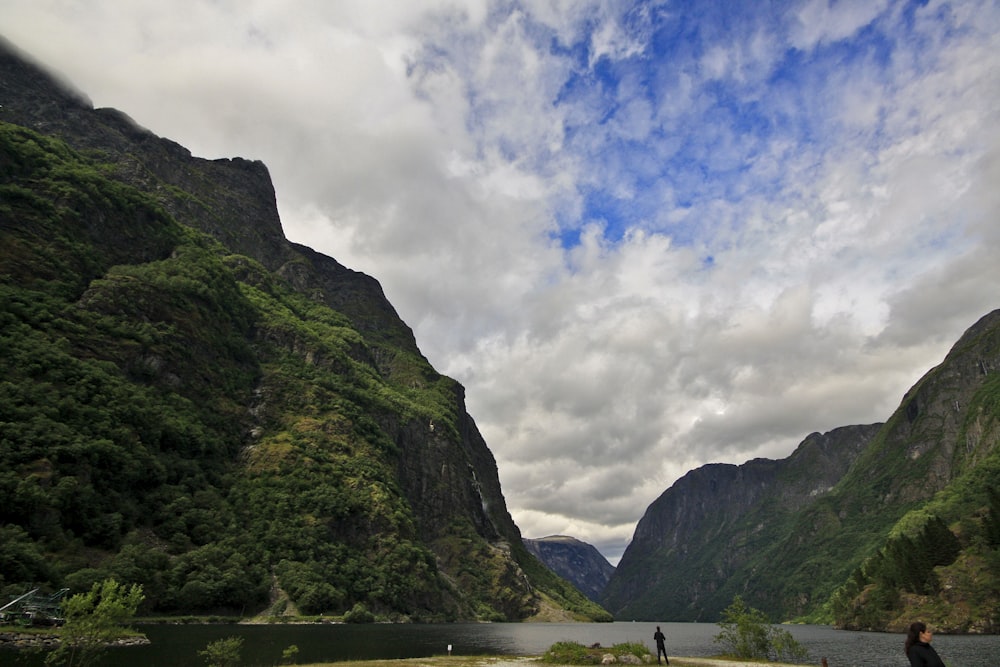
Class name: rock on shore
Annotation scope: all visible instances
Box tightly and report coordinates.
[0,631,150,650]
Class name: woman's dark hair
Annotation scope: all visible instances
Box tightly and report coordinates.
[905,621,927,656]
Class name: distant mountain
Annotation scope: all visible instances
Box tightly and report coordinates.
[0,35,609,622]
[603,311,1000,632]
[524,536,615,602]
[601,424,881,621]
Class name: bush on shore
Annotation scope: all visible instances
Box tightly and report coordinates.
[713,595,808,663]
[542,640,651,664]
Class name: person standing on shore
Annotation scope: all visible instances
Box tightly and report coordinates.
[904,621,945,667]
[653,626,669,665]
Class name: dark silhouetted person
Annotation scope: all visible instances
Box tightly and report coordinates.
[653,626,668,665]
[905,621,945,667]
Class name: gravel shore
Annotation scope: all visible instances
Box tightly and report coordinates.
[479,657,808,667]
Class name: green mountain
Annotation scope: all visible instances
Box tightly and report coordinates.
[0,36,609,622]
[603,312,1000,632]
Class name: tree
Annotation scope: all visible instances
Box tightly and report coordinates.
[46,579,144,667]
[199,636,244,667]
[713,595,808,662]
[281,643,300,664]
[343,601,375,623]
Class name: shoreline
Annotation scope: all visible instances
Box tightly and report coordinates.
[0,630,150,650]
[288,656,811,667]
[121,618,1000,635]
[0,635,814,667]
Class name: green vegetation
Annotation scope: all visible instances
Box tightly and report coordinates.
[830,483,1000,631]
[0,117,607,622]
[0,118,431,617]
[541,641,651,664]
[198,635,244,667]
[282,644,301,664]
[826,339,1000,631]
[712,596,807,663]
[45,579,144,667]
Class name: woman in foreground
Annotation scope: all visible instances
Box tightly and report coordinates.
[904,621,945,667]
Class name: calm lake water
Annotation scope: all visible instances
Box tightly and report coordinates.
[3,622,999,667]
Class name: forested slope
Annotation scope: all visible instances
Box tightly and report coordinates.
[0,38,609,622]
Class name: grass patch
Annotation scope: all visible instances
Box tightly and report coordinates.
[542,641,652,664]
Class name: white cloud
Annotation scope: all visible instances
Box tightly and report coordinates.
[1,0,998,565]
[790,0,891,50]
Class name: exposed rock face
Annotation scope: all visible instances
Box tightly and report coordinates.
[0,37,291,272]
[602,424,881,620]
[628,424,881,557]
[863,309,1000,503]
[524,535,616,602]
[0,35,606,621]
[604,309,1000,623]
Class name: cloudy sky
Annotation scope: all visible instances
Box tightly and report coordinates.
[3,0,999,564]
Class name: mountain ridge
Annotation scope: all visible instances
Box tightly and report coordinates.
[602,310,1000,630]
[602,423,882,621]
[0,35,609,622]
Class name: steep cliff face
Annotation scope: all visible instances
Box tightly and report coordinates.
[853,310,1000,505]
[604,310,1000,624]
[824,309,1000,632]
[0,36,607,621]
[524,535,615,603]
[0,38,292,273]
[602,424,880,620]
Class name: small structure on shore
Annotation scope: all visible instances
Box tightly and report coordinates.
[0,588,68,627]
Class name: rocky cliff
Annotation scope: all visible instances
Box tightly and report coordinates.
[0,36,608,622]
[603,311,1000,627]
[602,424,881,620]
[524,535,615,603]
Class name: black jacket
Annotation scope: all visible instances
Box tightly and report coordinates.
[907,641,945,667]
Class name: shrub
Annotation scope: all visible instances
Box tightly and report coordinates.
[45,579,144,667]
[542,641,600,664]
[610,642,650,660]
[198,635,243,667]
[714,595,808,662]
[343,602,374,624]
[281,643,300,664]
[542,641,652,665]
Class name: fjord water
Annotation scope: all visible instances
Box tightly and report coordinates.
[4,622,999,666]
